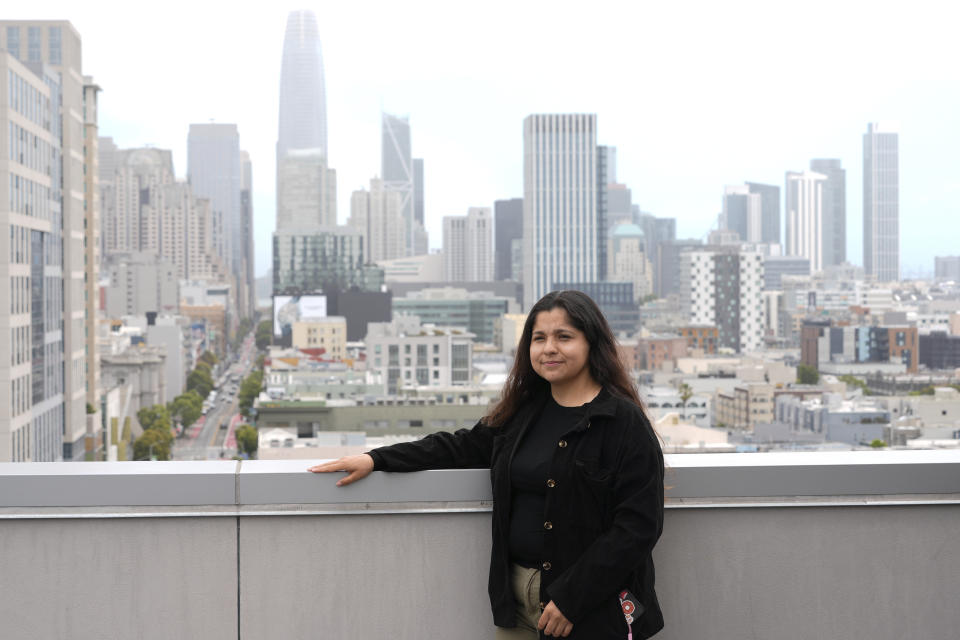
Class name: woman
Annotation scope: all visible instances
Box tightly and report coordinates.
[309,290,665,639]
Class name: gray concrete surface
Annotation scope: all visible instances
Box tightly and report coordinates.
[0,517,237,640]
[1,452,959,639]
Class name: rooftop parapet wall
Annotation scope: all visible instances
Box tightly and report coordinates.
[1,452,959,640]
[2,450,960,511]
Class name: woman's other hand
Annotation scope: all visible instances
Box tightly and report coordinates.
[537,601,573,637]
[307,454,375,486]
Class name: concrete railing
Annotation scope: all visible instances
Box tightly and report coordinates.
[1,451,959,639]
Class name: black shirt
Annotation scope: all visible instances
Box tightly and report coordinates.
[508,395,589,567]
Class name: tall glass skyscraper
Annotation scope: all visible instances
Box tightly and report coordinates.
[277,10,328,160]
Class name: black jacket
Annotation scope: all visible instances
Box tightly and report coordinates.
[368,387,665,639]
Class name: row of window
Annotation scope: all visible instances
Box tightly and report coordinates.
[6,68,52,128]
[8,121,55,175]
[10,324,29,366]
[8,172,57,222]
[11,374,30,418]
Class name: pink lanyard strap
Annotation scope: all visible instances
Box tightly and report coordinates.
[618,590,639,640]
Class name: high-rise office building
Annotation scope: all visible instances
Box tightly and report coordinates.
[863,123,899,281]
[187,123,254,322]
[273,227,382,294]
[934,256,960,283]
[722,185,763,243]
[681,246,765,353]
[100,145,229,284]
[443,208,493,282]
[277,10,327,160]
[785,170,827,273]
[637,213,677,298]
[413,158,424,226]
[1,21,94,461]
[381,112,419,256]
[348,178,406,263]
[744,182,781,245]
[83,78,101,414]
[810,159,846,267]
[240,152,255,318]
[494,198,523,281]
[523,114,600,309]
[276,150,337,229]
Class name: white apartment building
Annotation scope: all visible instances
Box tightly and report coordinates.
[785,170,827,273]
[349,177,405,262]
[365,315,474,394]
[681,247,765,353]
[523,114,600,310]
[1,21,92,461]
[442,207,493,282]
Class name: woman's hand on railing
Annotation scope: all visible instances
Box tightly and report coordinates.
[307,454,375,486]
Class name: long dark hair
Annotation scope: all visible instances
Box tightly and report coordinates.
[485,290,643,427]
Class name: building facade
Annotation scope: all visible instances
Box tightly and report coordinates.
[187,123,252,320]
[863,123,899,282]
[810,159,846,267]
[494,198,522,282]
[681,247,765,353]
[365,315,475,394]
[392,289,511,345]
[349,177,406,263]
[272,227,383,295]
[276,149,336,230]
[523,114,600,310]
[722,185,763,242]
[934,256,960,283]
[1,21,93,461]
[744,182,781,245]
[277,9,327,160]
[442,207,493,282]
[785,170,827,273]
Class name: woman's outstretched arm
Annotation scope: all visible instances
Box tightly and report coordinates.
[307,454,374,486]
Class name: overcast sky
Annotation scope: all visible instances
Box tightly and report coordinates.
[11,1,960,278]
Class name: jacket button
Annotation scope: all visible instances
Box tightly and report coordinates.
[586,421,591,429]
[558,440,567,448]
[539,601,546,609]
[542,561,552,571]
[546,479,556,488]
[544,521,553,530]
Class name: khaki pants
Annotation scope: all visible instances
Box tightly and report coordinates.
[493,564,542,640]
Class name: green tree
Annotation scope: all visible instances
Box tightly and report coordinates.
[869,439,887,448]
[137,405,172,433]
[796,364,820,385]
[133,427,173,461]
[255,320,273,350]
[255,353,266,370]
[678,383,693,419]
[186,368,214,398]
[238,370,264,418]
[168,391,203,429]
[235,424,259,457]
[199,350,218,367]
[133,404,174,460]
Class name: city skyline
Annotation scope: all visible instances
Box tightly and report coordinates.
[6,2,959,279]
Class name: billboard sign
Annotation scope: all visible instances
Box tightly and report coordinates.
[273,295,328,337]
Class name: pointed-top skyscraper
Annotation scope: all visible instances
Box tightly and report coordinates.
[278,10,327,160]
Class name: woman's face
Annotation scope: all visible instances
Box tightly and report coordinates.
[529,307,592,389]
